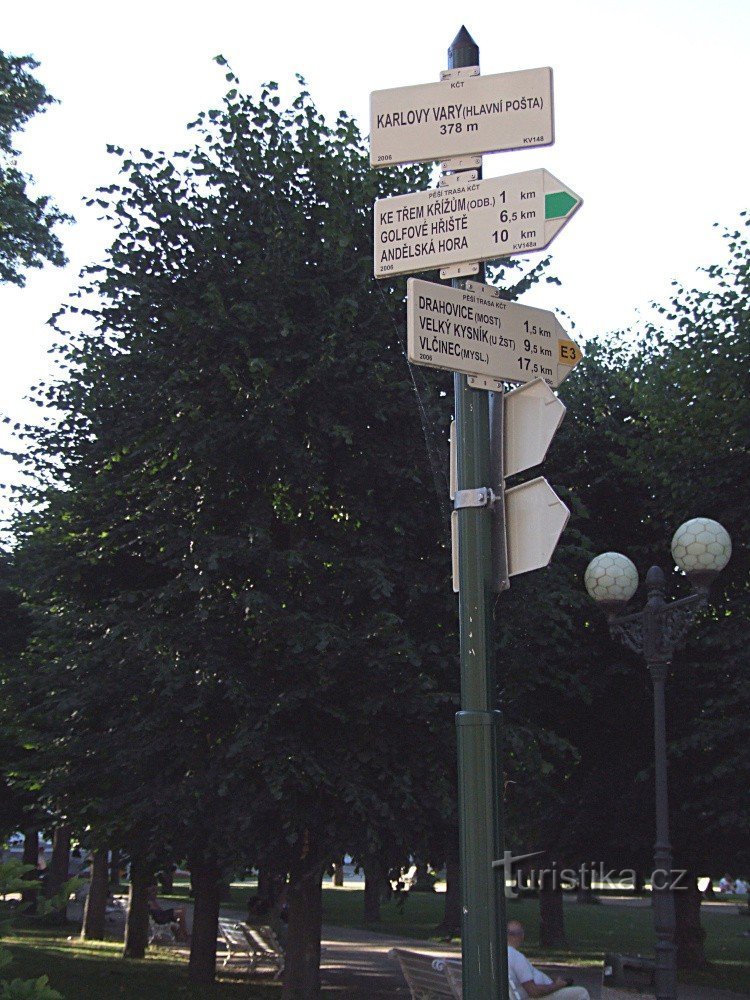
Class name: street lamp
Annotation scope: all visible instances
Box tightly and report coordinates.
[584,518,731,1000]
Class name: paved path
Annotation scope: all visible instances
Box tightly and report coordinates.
[316,924,748,998]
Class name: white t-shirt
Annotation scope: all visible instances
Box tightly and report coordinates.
[508,945,553,987]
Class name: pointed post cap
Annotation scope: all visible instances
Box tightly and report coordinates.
[448,26,479,70]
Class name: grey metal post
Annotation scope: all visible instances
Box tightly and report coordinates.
[643,567,677,1000]
[449,25,508,1000]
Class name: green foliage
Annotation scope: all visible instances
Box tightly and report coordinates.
[0,51,70,285]
[0,859,35,898]
[0,976,61,1000]
[0,863,64,999]
[499,214,750,875]
[626,214,750,870]
[11,70,457,880]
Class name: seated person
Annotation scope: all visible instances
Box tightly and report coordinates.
[148,883,189,942]
[718,873,735,893]
[507,920,589,999]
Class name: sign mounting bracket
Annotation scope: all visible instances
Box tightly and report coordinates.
[454,487,498,510]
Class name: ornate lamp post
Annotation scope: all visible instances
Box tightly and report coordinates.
[584,518,731,1000]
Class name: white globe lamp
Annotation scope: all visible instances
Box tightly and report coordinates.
[671,517,732,593]
[584,552,639,612]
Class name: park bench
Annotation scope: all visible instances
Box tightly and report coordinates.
[388,948,455,998]
[218,918,259,968]
[239,921,285,977]
[442,958,525,1000]
[389,949,526,1000]
[601,951,655,997]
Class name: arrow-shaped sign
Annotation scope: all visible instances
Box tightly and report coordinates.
[375,168,581,278]
[503,378,567,478]
[505,477,570,577]
[407,277,583,388]
[451,384,570,591]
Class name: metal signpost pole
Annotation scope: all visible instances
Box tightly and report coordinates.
[449,27,507,1000]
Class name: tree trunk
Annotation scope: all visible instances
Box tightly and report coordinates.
[82,849,109,940]
[283,862,323,999]
[363,858,383,923]
[21,827,39,914]
[539,868,567,947]
[675,872,707,969]
[576,862,596,904]
[331,861,344,887]
[436,857,461,938]
[46,825,72,898]
[188,861,221,985]
[123,857,151,958]
[109,848,123,890]
[258,868,275,907]
[158,866,174,893]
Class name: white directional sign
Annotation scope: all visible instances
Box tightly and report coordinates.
[503,379,567,478]
[370,67,553,168]
[375,169,581,278]
[505,477,570,577]
[407,278,583,388]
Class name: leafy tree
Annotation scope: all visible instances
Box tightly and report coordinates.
[10,67,462,993]
[626,216,750,965]
[513,217,750,962]
[0,553,46,843]
[0,51,69,285]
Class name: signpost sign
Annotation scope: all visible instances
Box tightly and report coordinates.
[406,277,583,387]
[502,378,567,477]
[374,169,581,278]
[504,477,570,576]
[370,66,553,167]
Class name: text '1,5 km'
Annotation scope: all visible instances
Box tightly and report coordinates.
[370,67,553,166]
[407,278,583,388]
[374,169,581,278]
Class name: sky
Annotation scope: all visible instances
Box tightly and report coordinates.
[1,0,749,508]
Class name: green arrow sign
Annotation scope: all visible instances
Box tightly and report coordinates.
[545,190,579,220]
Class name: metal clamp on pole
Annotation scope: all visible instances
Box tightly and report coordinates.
[453,487,497,510]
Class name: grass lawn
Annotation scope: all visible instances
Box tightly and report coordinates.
[2,924,279,999]
[3,923,281,1000]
